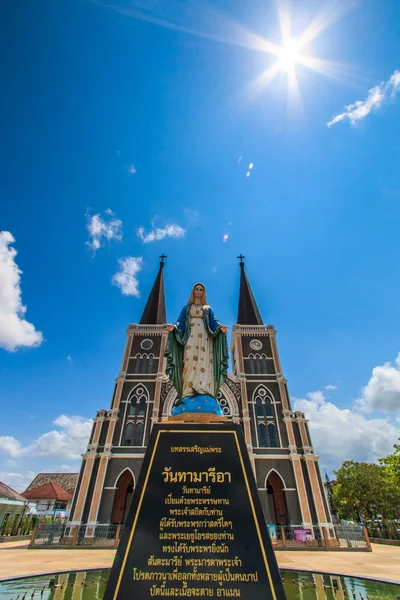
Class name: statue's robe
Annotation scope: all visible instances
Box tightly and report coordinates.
[165,304,228,400]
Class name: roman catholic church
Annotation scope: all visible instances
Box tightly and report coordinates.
[67,257,332,535]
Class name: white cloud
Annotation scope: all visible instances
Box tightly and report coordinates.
[66,355,72,364]
[126,164,136,174]
[0,231,43,352]
[327,69,400,127]
[237,156,242,164]
[389,70,400,91]
[34,415,92,460]
[0,470,36,493]
[85,211,122,253]
[293,393,400,470]
[306,390,326,404]
[355,353,400,413]
[212,267,218,273]
[105,208,114,215]
[112,256,143,297]
[223,234,229,242]
[0,436,24,457]
[137,224,185,244]
[325,384,337,390]
[0,415,93,462]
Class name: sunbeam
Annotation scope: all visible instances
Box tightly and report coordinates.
[93,0,279,55]
[234,0,359,111]
[297,0,359,48]
[97,0,358,113]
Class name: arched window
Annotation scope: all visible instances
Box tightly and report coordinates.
[140,357,148,374]
[124,386,149,446]
[129,398,134,415]
[267,423,278,448]
[132,353,158,374]
[129,391,148,417]
[123,423,134,445]
[137,396,146,416]
[255,397,273,418]
[265,400,273,417]
[254,386,279,448]
[133,422,144,446]
[256,398,264,417]
[258,423,267,448]
[247,354,255,374]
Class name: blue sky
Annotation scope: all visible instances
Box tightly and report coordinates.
[1,0,400,491]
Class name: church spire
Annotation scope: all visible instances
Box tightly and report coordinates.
[237,255,263,325]
[140,255,167,324]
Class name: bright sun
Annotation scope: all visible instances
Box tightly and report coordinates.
[236,1,351,107]
[277,39,302,72]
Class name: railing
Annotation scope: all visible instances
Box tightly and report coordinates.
[368,526,400,541]
[268,524,370,551]
[334,525,370,549]
[30,523,70,546]
[30,524,123,548]
[29,523,369,550]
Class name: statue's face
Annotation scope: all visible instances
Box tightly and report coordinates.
[194,284,204,299]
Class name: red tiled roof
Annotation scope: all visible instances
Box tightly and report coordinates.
[0,480,27,502]
[21,481,73,502]
[25,472,78,495]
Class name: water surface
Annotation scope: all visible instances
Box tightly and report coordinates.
[0,568,398,600]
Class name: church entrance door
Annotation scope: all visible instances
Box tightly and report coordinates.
[266,471,289,525]
[111,470,134,525]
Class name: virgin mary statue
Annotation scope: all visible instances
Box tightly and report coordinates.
[165,283,229,403]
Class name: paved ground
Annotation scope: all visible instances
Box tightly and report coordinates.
[0,541,399,584]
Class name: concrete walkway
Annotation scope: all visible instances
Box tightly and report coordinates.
[0,541,399,584]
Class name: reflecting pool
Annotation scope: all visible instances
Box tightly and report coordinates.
[0,569,399,600]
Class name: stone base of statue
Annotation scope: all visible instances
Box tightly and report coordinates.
[104,420,286,600]
[168,412,227,422]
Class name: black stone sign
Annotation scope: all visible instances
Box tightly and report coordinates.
[104,422,286,599]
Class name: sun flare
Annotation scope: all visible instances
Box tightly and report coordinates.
[276,39,302,72]
[235,1,355,111]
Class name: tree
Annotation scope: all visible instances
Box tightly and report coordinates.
[379,440,400,490]
[332,460,400,536]
[332,461,384,523]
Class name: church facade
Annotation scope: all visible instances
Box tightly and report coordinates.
[67,258,332,535]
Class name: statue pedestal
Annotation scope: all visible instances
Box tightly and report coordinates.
[168,412,227,422]
[104,422,286,600]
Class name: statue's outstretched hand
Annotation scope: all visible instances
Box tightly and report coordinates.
[166,324,175,332]
[221,326,229,334]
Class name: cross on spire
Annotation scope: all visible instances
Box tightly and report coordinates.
[159,254,167,264]
[237,254,245,264]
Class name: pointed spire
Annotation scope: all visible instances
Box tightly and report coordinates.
[140,255,167,325]
[237,255,263,325]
